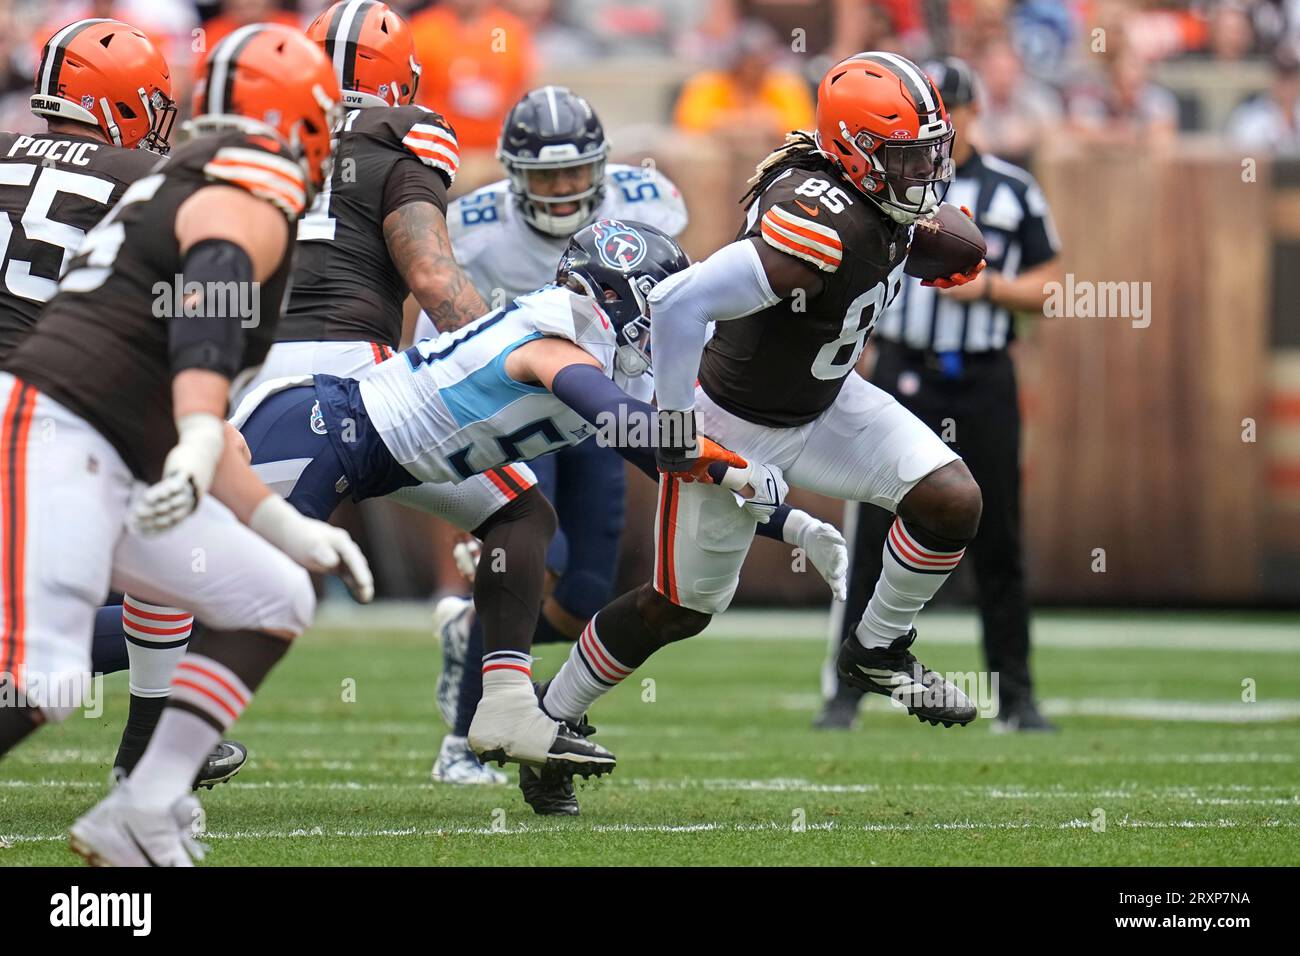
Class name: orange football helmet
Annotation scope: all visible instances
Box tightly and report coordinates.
[190,24,343,190]
[307,0,421,109]
[31,19,175,153]
[815,52,954,223]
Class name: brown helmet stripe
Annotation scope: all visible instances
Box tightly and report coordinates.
[204,23,263,115]
[326,0,378,92]
[859,52,941,121]
[37,18,110,97]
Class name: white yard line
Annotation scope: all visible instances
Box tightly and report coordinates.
[5,777,1296,803]
[6,816,1297,847]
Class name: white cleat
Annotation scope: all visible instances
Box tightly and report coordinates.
[468,678,615,776]
[70,783,207,867]
[433,596,474,726]
[430,735,507,785]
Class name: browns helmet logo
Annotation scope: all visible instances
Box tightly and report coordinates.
[593,220,647,271]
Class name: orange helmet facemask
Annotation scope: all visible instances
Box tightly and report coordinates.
[815,52,954,224]
[31,18,176,154]
[307,0,421,109]
[189,24,343,194]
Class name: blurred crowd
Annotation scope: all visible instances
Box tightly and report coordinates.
[1,0,1299,162]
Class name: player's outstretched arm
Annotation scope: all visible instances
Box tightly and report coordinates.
[509,336,745,480]
[384,201,487,332]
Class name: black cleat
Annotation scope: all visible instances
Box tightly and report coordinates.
[993,698,1058,733]
[813,682,865,730]
[192,740,248,790]
[514,681,606,815]
[836,630,977,727]
[519,763,580,816]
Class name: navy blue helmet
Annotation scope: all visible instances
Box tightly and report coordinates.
[498,86,610,236]
[556,219,690,377]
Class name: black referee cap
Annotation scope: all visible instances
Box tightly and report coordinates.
[925,56,977,108]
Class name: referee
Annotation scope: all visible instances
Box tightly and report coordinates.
[815,57,1062,733]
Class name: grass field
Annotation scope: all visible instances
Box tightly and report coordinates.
[3,606,1299,866]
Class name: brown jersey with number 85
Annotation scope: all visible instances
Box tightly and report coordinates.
[698,164,909,427]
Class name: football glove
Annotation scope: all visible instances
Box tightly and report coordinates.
[654,408,747,481]
[782,509,849,601]
[720,462,788,523]
[921,258,986,289]
[130,413,227,535]
[452,537,481,584]
[248,494,374,604]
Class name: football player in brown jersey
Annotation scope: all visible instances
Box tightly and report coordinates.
[0,17,256,791]
[538,54,989,751]
[0,24,370,866]
[246,0,486,387]
[0,18,174,357]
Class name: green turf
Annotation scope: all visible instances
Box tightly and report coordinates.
[3,609,1298,866]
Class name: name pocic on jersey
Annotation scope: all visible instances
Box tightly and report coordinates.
[151,276,262,328]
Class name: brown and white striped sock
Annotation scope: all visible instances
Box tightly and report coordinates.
[858,518,967,649]
[128,629,289,808]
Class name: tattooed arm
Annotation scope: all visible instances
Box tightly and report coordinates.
[382,201,487,332]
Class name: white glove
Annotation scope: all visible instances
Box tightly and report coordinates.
[130,413,226,535]
[452,538,481,583]
[782,508,848,601]
[248,494,375,603]
[736,462,788,523]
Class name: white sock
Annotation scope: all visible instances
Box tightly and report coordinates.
[543,618,632,723]
[129,652,253,807]
[859,518,965,649]
[128,708,219,809]
[122,596,194,697]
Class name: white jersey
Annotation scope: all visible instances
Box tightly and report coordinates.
[447,164,688,303]
[421,163,686,401]
[361,286,617,484]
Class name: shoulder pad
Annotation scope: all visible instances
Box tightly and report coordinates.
[392,105,459,184]
[758,202,843,273]
[202,136,306,218]
[606,165,688,236]
[752,166,895,273]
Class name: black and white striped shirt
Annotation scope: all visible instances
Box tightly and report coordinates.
[876,149,1059,353]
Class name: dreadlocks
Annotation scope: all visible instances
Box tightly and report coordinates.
[740,130,840,210]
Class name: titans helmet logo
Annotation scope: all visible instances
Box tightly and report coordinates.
[593,220,647,272]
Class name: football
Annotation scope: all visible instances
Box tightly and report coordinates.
[904,201,987,281]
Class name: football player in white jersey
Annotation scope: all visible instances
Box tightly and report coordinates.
[414,87,691,796]
[204,221,847,810]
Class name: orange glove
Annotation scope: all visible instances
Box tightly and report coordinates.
[673,435,748,484]
[922,258,986,289]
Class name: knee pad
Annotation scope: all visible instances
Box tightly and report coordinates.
[254,562,315,638]
[553,568,617,623]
